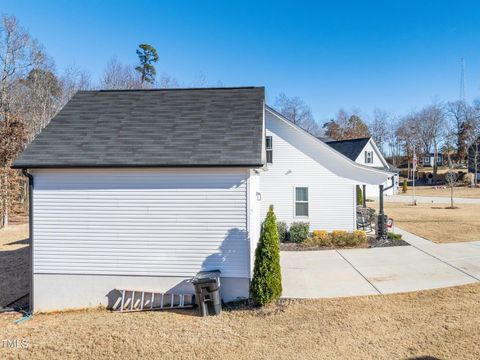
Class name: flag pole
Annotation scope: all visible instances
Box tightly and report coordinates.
[412,145,416,205]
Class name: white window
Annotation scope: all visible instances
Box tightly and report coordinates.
[266,136,273,164]
[436,156,442,164]
[365,151,373,164]
[295,187,309,217]
[423,156,430,164]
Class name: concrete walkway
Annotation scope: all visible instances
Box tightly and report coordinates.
[384,194,480,204]
[281,229,480,299]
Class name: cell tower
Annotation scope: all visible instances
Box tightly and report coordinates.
[460,57,466,101]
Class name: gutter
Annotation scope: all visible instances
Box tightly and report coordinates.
[22,169,34,313]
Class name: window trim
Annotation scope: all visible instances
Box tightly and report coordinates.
[294,186,309,218]
[266,136,273,164]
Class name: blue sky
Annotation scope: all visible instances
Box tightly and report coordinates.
[3,1,480,124]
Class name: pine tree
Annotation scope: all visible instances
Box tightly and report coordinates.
[250,205,282,306]
[135,44,159,85]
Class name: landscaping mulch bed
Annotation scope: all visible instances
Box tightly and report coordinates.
[280,235,409,251]
[367,236,409,247]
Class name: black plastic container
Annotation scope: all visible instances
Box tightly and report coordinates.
[192,270,221,316]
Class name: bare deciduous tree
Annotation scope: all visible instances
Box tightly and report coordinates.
[466,100,480,186]
[60,64,92,105]
[417,102,446,182]
[370,108,390,154]
[0,15,45,123]
[446,100,475,163]
[443,128,460,208]
[395,114,422,178]
[274,93,320,135]
[158,72,179,88]
[0,15,47,228]
[101,57,143,90]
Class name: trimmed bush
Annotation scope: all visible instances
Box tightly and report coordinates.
[352,230,368,244]
[250,205,282,306]
[330,230,349,246]
[289,222,310,243]
[304,230,330,247]
[356,185,363,205]
[387,232,402,240]
[305,230,368,248]
[276,221,288,242]
[402,179,408,193]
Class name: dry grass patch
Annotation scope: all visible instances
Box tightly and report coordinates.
[0,284,479,360]
[0,223,30,307]
[403,186,480,198]
[372,201,480,243]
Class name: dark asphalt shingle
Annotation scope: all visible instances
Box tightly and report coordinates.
[324,137,371,161]
[13,87,265,168]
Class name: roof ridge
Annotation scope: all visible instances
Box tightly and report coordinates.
[77,86,264,93]
[326,137,371,143]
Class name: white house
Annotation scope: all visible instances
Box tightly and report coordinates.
[421,152,443,167]
[14,87,391,312]
[325,137,399,197]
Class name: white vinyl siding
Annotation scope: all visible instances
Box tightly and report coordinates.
[354,139,397,197]
[32,168,250,278]
[261,112,356,231]
[356,141,384,167]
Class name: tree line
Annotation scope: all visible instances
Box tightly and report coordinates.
[0,14,194,228]
[275,93,480,181]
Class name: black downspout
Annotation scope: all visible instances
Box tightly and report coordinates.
[378,177,395,239]
[362,184,366,208]
[379,184,384,217]
[22,169,34,313]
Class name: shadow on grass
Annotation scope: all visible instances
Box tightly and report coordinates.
[0,242,30,308]
[6,238,30,246]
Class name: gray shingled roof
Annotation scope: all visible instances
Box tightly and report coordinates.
[13,87,265,168]
[324,137,371,161]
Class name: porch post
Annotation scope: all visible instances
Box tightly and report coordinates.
[379,184,384,216]
[362,185,366,208]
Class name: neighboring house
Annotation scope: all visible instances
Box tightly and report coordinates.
[421,152,443,167]
[13,87,391,312]
[324,137,399,197]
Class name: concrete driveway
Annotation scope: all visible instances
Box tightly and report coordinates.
[281,229,480,298]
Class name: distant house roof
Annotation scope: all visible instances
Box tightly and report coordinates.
[317,135,335,142]
[13,87,265,168]
[324,137,371,161]
[386,162,401,173]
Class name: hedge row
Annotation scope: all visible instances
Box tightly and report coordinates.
[304,230,367,247]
